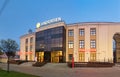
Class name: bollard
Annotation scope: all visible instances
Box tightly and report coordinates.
[72,57,74,68]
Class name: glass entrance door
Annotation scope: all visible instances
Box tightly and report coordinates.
[51,51,63,63]
[36,52,44,62]
[44,52,51,62]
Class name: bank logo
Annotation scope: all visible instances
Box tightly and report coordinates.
[36,22,41,28]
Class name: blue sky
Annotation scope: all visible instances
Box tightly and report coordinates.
[0,0,120,45]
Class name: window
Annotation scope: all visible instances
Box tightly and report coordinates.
[68,30,74,36]
[25,55,28,61]
[25,38,28,44]
[79,29,85,36]
[30,37,33,43]
[68,41,74,48]
[30,45,33,51]
[69,54,73,60]
[90,28,96,35]
[79,52,85,62]
[25,46,28,52]
[79,40,85,48]
[29,54,32,60]
[90,40,96,48]
[90,52,96,61]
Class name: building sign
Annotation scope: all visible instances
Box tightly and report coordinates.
[36,17,62,28]
[36,23,41,28]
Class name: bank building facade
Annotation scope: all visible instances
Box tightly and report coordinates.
[20,18,120,63]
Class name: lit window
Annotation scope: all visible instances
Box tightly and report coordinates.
[79,52,85,62]
[68,41,74,48]
[90,40,96,48]
[79,29,85,36]
[68,30,74,36]
[79,40,85,48]
[90,28,96,35]
[90,52,96,61]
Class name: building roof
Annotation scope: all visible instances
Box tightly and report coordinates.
[20,32,35,38]
[67,22,120,26]
[0,53,7,58]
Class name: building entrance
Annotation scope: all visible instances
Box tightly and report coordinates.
[51,51,63,63]
[44,52,51,62]
[36,52,44,62]
[36,51,63,63]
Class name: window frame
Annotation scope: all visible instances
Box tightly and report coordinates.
[79,29,85,36]
[30,45,33,51]
[68,29,74,36]
[25,38,28,44]
[90,52,96,61]
[68,41,74,48]
[90,40,96,48]
[25,46,28,52]
[68,54,73,60]
[90,28,96,36]
[79,52,85,62]
[30,37,33,43]
[79,40,85,48]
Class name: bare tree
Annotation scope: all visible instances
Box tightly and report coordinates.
[0,39,18,73]
[0,51,4,55]
[0,47,3,55]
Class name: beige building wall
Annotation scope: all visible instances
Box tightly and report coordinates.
[20,33,35,61]
[20,22,120,63]
[96,23,120,62]
[66,24,79,62]
[66,22,120,62]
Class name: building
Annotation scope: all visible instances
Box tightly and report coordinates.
[35,22,66,63]
[20,18,120,63]
[0,52,8,63]
[20,32,35,61]
[66,22,120,63]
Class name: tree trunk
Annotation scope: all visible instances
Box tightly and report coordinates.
[7,56,10,73]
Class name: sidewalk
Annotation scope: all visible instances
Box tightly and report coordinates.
[0,63,120,77]
[0,63,73,77]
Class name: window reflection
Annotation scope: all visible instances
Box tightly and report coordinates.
[36,26,65,51]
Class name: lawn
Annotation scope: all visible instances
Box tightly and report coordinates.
[0,68,40,77]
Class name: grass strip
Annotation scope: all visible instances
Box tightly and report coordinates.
[0,69,40,77]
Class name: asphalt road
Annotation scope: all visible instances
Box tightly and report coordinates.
[0,63,120,77]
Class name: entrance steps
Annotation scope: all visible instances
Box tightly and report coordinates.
[20,62,36,66]
[42,63,68,68]
[19,62,68,68]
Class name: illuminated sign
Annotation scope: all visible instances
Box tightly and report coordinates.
[36,17,62,28]
[36,23,41,28]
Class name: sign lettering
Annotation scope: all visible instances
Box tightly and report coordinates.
[36,17,62,28]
